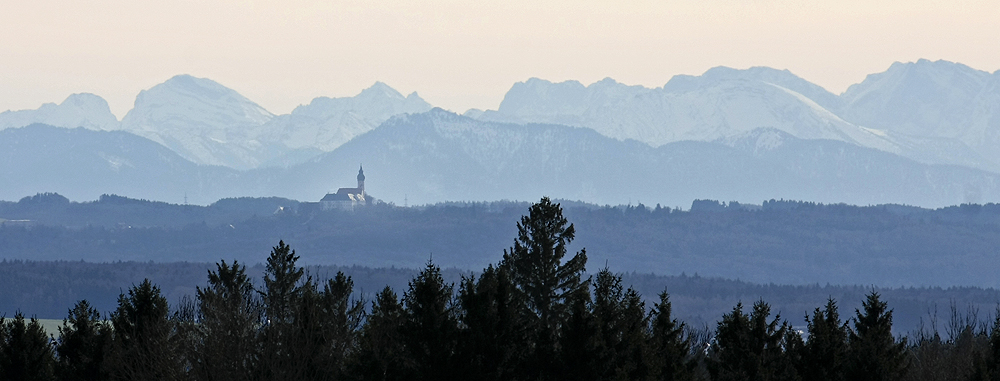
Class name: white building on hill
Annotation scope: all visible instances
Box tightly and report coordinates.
[320,166,367,211]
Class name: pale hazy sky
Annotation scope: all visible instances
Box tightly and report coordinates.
[1,0,998,118]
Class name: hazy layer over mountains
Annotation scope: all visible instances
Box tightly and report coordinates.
[3,59,1000,207]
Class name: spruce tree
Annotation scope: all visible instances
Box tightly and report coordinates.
[352,286,408,381]
[259,240,308,381]
[106,279,183,381]
[0,312,56,381]
[988,312,1000,381]
[289,271,364,380]
[456,264,530,380]
[710,302,751,381]
[846,290,908,381]
[401,261,459,381]
[616,285,652,380]
[291,279,325,380]
[709,300,790,381]
[650,290,694,381]
[263,240,304,325]
[500,196,588,376]
[801,298,847,381]
[55,300,110,381]
[194,260,261,381]
[777,326,804,381]
[558,281,598,381]
[588,268,651,381]
[972,311,1000,381]
[316,272,365,379]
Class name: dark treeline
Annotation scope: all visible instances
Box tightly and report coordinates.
[4,259,1000,332]
[6,193,1000,287]
[4,198,1000,380]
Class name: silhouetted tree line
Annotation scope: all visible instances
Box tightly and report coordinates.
[2,197,1000,380]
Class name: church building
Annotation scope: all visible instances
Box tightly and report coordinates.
[320,166,368,211]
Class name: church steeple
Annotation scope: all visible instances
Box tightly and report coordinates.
[357,165,365,192]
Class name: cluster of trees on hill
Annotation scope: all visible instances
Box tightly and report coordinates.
[7,193,1000,288]
[0,192,300,228]
[3,198,1000,380]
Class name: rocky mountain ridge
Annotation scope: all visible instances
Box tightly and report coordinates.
[0,77,432,169]
[475,59,1000,173]
[3,59,999,176]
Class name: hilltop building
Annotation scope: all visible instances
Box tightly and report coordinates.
[320,166,368,211]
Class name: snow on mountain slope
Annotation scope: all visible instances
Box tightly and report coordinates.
[958,72,1000,168]
[672,66,844,112]
[479,77,651,126]
[272,109,1000,208]
[119,75,275,169]
[842,59,990,138]
[23,77,432,170]
[475,66,999,172]
[618,78,861,144]
[254,82,432,155]
[841,59,1000,170]
[9,61,1000,175]
[478,70,863,146]
[0,93,120,131]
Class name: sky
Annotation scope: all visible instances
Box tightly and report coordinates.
[1,0,998,119]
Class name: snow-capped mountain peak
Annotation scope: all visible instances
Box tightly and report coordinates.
[670,66,843,112]
[123,74,274,133]
[470,62,1000,173]
[358,81,406,101]
[9,60,1000,176]
[118,75,275,169]
[481,68,857,146]
[0,92,120,131]
[485,77,650,127]
[254,81,433,159]
[839,59,995,144]
[291,82,430,120]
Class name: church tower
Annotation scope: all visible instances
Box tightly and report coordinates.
[357,165,365,194]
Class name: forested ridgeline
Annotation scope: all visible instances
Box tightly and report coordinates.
[5,193,1000,287]
[2,258,998,333]
[4,198,1000,380]
[0,193,303,228]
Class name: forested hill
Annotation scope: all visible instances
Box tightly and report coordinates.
[3,194,1000,287]
[1,259,997,334]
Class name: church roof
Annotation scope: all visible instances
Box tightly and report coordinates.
[336,187,361,195]
[320,193,352,202]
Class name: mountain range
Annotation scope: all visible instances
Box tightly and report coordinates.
[2,59,1000,207]
[0,76,432,169]
[475,60,1000,173]
[4,109,1000,207]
